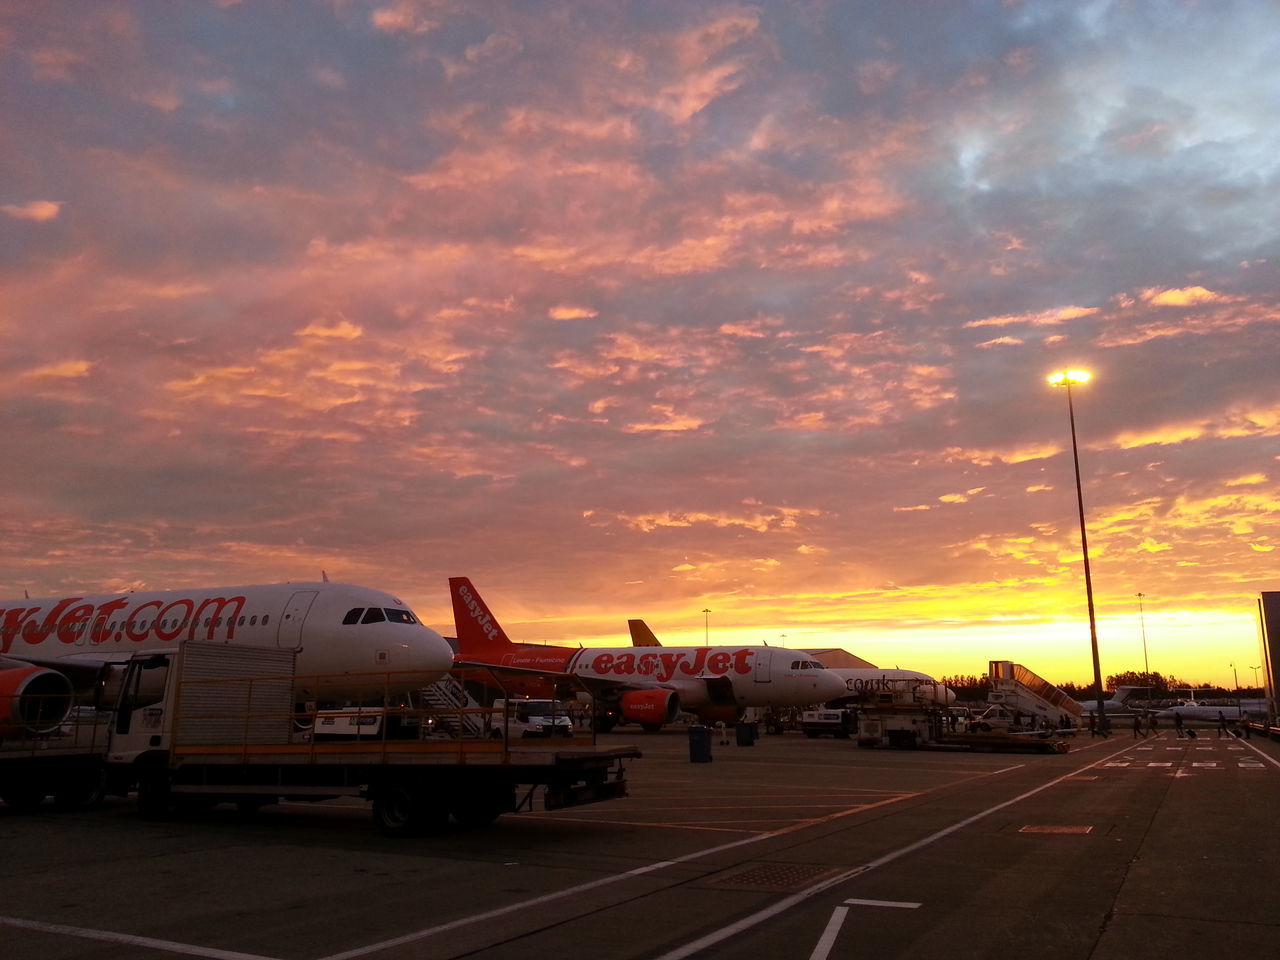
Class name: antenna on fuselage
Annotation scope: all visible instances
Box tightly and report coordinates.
[322,570,330,582]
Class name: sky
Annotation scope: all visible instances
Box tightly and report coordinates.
[2,1,1278,689]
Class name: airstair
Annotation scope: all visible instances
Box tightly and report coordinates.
[419,677,486,738]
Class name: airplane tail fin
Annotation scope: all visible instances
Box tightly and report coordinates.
[1113,685,1141,703]
[628,619,662,647]
[449,577,515,655]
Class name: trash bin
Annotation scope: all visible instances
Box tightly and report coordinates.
[735,721,758,746]
[688,724,713,763]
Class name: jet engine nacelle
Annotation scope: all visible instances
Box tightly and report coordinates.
[619,688,679,726]
[0,666,75,737]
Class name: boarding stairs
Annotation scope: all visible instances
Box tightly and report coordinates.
[419,678,486,738]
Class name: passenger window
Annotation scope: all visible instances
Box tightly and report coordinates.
[361,608,386,624]
[250,616,258,626]
[262,615,269,625]
[343,608,364,625]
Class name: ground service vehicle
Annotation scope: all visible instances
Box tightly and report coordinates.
[800,707,856,738]
[0,642,638,835]
[489,698,576,738]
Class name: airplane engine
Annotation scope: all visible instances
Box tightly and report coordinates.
[619,689,679,727]
[0,665,75,737]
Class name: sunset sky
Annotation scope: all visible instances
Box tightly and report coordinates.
[3,1,1277,689]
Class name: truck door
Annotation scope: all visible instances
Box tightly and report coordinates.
[277,590,318,651]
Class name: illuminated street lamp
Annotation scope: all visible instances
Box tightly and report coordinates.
[1048,369,1108,730]
[1251,665,1262,688]
[702,608,711,646]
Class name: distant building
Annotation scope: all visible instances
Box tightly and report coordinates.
[802,648,878,670]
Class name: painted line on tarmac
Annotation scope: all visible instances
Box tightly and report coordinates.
[809,900,922,960]
[316,791,924,960]
[0,916,280,960]
[651,738,1138,960]
[1240,739,1280,771]
[320,763,1025,960]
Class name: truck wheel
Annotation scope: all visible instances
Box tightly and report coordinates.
[53,762,107,811]
[372,783,447,837]
[1,785,47,813]
[136,771,172,819]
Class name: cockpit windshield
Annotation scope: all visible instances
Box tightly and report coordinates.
[343,607,420,626]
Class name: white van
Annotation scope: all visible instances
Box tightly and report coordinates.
[489,699,576,739]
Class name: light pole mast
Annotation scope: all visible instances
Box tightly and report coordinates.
[702,608,710,647]
[1137,592,1149,677]
[1049,369,1107,731]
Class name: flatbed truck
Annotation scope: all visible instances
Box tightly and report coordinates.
[0,642,639,835]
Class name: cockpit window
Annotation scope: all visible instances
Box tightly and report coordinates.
[361,607,386,624]
[343,608,363,625]
[384,608,417,624]
[807,660,826,669]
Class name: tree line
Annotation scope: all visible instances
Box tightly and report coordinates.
[936,670,1264,703]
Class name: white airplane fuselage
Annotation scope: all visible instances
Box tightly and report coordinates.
[1,581,455,703]
[829,668,956,705]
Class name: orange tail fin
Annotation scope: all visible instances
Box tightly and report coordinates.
[449,577,514,655]
[628,619,662,647]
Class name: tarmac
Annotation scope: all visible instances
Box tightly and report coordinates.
[2,723,1278,960]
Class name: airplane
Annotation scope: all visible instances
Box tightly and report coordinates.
[626,620,955,705]
[1,580,456,735]
[1153,697,1267,723]
[1074,685,1144,716]
[450,578,848,731]
[827,668,956,705]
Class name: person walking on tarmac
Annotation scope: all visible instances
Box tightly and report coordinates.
[1088,713,1098,738]
[1217,711,1230,738]
[1146,713,1158,739]
[1174,712,1185,739]
[1132,713,1146,738]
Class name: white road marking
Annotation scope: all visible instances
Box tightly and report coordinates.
[651,739,1138,960]
[843,898,921,908]
[0,917,280,960]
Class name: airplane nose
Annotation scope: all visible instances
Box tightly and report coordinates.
[420,628,455,675]
[818,672,846,700]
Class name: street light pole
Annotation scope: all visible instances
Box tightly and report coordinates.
[1137,592,1149,677]
[1048,369,1108,731]
[1231,662,1239,692]
[1251,665,1262,689]
[702,608,710,647]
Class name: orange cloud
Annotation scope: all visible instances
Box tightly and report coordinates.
[20,360,93,381]
[548,305,598,320]
[1139,285,1237,307]
[2,200,61,221]
[965,305,1099,328]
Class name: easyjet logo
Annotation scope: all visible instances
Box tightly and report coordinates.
[1,595,247,655]
[586,648,754,684]
[456,583,501,644]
